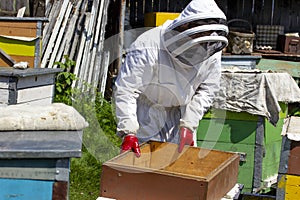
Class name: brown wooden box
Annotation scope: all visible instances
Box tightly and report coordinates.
[0,17,48,68]
[277,35,300,54]
[278,116,300,176]
[100,141,239,200]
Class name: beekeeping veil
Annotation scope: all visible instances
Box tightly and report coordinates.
[162,0,228,66]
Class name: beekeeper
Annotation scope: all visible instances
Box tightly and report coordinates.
[114,0,228,157]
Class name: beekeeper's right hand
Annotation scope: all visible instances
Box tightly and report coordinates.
[178,127,194,153]
[120,134,141,157]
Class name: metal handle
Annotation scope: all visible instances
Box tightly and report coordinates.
[227,19,253,32]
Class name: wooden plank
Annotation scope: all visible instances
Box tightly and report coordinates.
[252,0,263,26]
[0,1,14,11]
[130,0,136,27]
[73,12,91,89]
[17,85,54,103]
[0,21,36,29]
[52,181,68,200]
[0,55,35,68]
[16,74,56,89]
[153,0,159,11]
[98,51,109,96]
[100,141,239,200]
[15,0,30,16]
[87,0,107,89]
[272,0,282,26]
[97,197,116,200]
[0,89,9,103]
[261,0,273,25]
[0,76,9,89]
[79,0,100,89]
[160,0,168,12]
[0,36,36,56]
[0,48,15,66]
[95,1,111,95]
[0,21,37,37]
[59,0,82,62]
[45,0,53,16]
[287,141,300,176]
[136,0,144,26]
[279,0,291,30]
[290,0,300,31]
[242,0,253,22]
[144,0,153,13]
[69,0,88,60]
[278,174,300,200]
[17,6,26,17]
[227,0,239,20]
[285,175,300,199]
[42,0,62,56]
[48,2,72,68]
[0,179,53,200]
[41,0,69,68]
[18,97,53,105]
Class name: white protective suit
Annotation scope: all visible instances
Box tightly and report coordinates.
[114,0,228,144]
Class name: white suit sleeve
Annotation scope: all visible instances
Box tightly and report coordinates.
[180,56,222,132]
[114,45,155,134]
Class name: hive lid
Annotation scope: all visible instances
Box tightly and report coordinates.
[0,103,88,131]
[0,66,62,77]
[281,116,300,141]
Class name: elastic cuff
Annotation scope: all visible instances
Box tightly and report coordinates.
[117,131,136,138]
[179,119,196,132]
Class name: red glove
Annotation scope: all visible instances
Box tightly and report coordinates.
[178,127,194,153]
[121,134,141,157]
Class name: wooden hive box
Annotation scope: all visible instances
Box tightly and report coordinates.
[197,104,288,193]
[0,67,61,105]
[0,17,48,68]
[100,141,239,200]
[0,103,88,200]
[277,116,300,200]
[144,12,179,27]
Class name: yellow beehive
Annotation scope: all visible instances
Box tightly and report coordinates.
[144,12,180,27]
[0,18,47,68]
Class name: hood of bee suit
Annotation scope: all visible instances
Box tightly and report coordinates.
[161,0,229,66]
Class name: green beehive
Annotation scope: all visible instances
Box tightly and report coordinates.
[196,103,287,193]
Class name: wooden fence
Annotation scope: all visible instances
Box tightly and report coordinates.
[42,0,111,96]
[0,0,45,17]
[129,0,300,32]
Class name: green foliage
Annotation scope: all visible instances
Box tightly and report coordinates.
[72,91,121,163]
[289,107,300,116]
[69,147,102,199]
[53,55,77,105]
[288,103,300,117]
[53,56,121,200]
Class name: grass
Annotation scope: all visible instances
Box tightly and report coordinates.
[53,59,121,199]
[68,94,122,200]
[69,148,102,199]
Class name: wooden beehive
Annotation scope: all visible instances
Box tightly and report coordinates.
[0,17,48,68]
[277,116,300,199]
[277,35,300,54]
[144,12,180,27]
[100,141,239,200]
[0,67,61,105]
